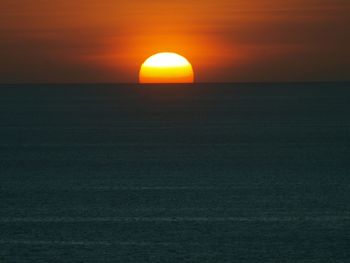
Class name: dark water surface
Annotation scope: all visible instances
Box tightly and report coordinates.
[1,83,350,262]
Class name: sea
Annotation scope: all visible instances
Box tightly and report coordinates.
[1,82,349,262]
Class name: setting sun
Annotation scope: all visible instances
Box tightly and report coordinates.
[139,52,194,83]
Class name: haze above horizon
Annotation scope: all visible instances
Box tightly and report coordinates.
[0,0,349,83]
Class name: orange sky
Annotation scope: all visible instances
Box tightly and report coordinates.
[0,0,349,83]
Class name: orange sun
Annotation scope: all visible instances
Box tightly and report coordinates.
[139,52,194,83]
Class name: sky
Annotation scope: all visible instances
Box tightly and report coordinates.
[0,0,349,83]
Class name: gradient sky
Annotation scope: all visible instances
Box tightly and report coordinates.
[0,0,349,83]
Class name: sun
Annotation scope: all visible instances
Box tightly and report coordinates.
[139,52,194,83]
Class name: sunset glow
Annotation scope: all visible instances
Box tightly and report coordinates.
[0,0,348,82]
[139,53,194,83]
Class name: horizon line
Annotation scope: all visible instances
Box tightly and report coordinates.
[0,80,349,86]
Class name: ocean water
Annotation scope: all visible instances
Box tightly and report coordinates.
[0,82,349,262]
